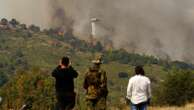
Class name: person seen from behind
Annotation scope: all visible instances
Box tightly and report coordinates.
[52,56,78,110]
[83,55,108,110]
[126,66,151,110]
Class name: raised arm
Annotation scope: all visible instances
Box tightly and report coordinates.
[69,66,78,78]
[51,66,60,77]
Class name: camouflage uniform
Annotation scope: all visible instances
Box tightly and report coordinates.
[83,56,108,110]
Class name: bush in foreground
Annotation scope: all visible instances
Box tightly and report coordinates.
[154,69,194,106]
[0,68,55,110]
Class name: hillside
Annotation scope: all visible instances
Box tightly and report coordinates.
[0,18,194,110]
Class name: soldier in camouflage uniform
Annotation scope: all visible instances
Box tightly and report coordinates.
[83,56,108,110]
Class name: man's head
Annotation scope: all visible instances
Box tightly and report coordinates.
[92,56,103,67]
[92,55,103,65]
[61,56,70,67]
[91,55,103,70]
[135,66,145,75]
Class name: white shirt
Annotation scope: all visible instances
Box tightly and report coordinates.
[126,75,151,104]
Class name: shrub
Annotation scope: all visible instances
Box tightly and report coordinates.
[0,73,8,87]
[0,18,8,25]
[0,69,55,110]
[28,25,40,32]
[118,72,129,78]
[9,19,20,27]
[154,69,194,106]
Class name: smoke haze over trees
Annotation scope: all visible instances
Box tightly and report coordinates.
[1,0,194,63]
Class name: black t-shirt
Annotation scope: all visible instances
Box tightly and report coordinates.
[52,66,78,92]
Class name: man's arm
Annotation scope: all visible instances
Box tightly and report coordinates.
[99,70,108,97]
[147,79,151,105]
[83,72,89,89]
[147,79,152,99]
[126,78,132,99]
[100,71,107,88]
[69,66,78,78]
[51,66,60,77]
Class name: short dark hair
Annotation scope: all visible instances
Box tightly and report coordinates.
[135,66,145,75]
[61,56,70,66]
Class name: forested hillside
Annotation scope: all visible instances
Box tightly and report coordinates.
[0,18,194,110]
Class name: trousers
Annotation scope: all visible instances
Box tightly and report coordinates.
[86,97,106,110]
[130,101,148,110]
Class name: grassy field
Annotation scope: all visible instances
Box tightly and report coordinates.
[121,103,194,110]
[149,103,194,110]
[0,29,194,110]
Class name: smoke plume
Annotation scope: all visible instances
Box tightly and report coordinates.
[1,0,194,62]
[49,0,194,63]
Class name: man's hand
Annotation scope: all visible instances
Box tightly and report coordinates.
[125,97,130,105]
[147,98,151,105]
[59,60,62,66]
[68,61,72,67]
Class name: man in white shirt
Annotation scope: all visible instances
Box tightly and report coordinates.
[126,66,151,110]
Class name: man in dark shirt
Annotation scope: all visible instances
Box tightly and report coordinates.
[52,56,78,110]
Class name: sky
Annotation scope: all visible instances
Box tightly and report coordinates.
[0,0,50,28]
[1,0,194,62]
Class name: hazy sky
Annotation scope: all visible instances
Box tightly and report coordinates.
[1,0,194,62]
[0,0,50,28]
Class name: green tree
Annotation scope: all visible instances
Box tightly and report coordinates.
[28,25,40,32]
[155,69,194,106]
[0,18,8,25]
[9,19,20,27]
[94,41,103,52]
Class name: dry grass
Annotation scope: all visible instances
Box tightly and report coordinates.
[149,103,194,110]
[122,103,194,110]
